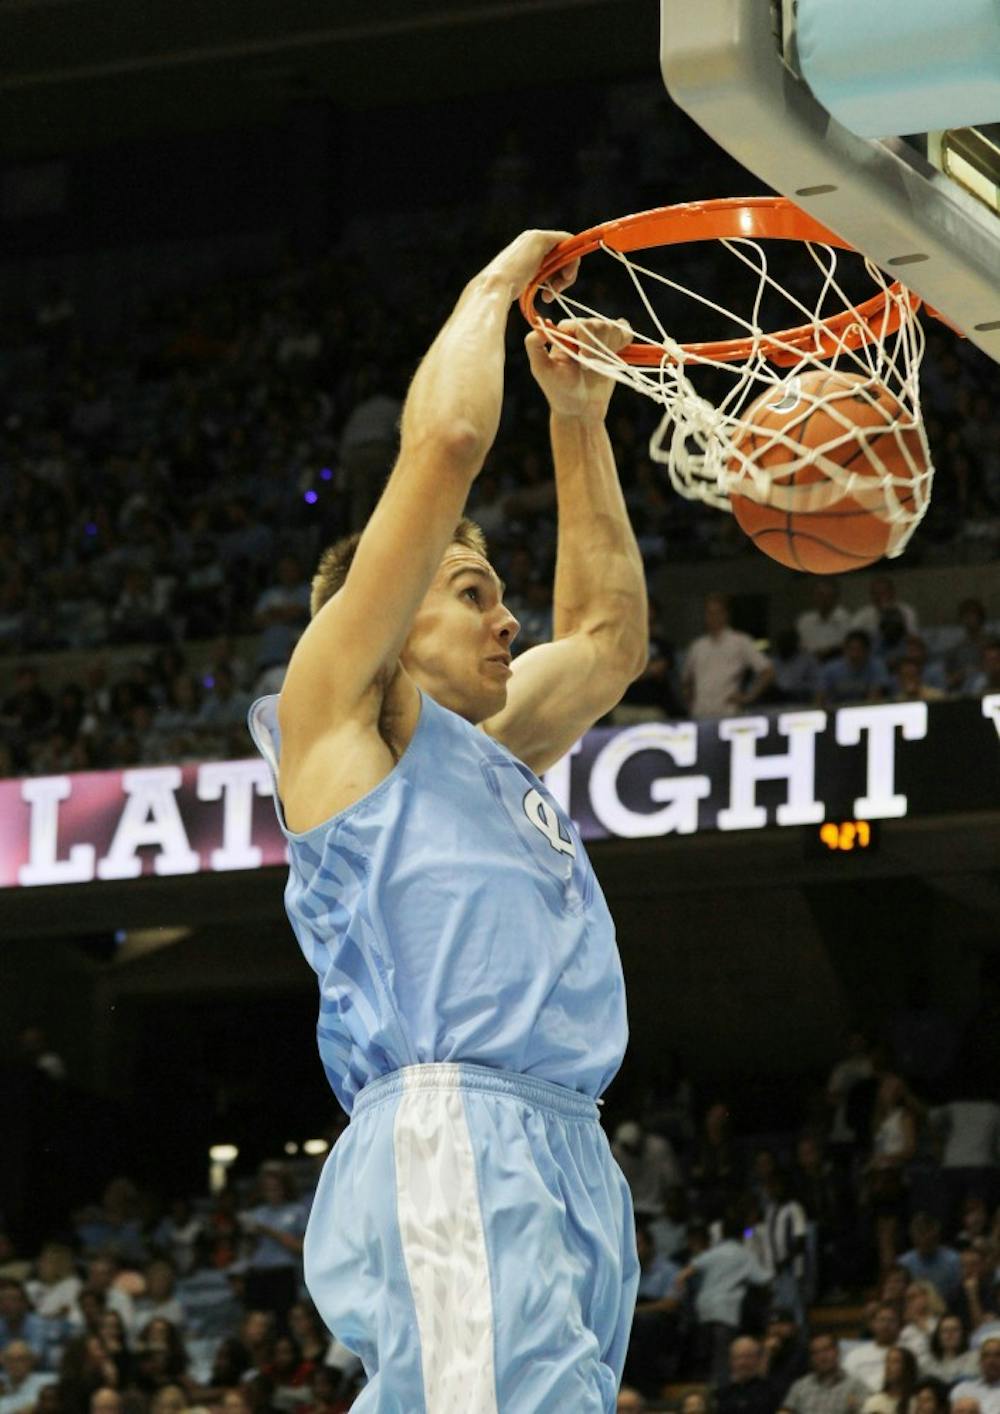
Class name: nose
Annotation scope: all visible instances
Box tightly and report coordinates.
[497,604,519,645]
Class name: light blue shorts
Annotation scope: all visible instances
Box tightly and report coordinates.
[303,1062,639,1413]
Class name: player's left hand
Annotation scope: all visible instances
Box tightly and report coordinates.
[525,316,632,421]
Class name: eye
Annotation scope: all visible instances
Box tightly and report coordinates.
[462,585,481,605]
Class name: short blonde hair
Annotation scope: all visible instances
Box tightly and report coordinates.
[310,516,488,618]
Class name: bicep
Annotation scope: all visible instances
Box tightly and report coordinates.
[480,631,634,774]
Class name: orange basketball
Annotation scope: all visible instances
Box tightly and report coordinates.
[729,369,927,574]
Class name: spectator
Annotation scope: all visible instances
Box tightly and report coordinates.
[892,655,948,703]
[131,1317,189,1398]
[252,555,311,673]
[927,1098,1000,1231]
[951,1338,1000,1414]
[763,1174,810,1323]
[73,1259,136,1337]
[0,1283,50,1366]
[900,1217,963,1308]
[844,1304,904,1393]
[901,1281,947,1362]
[765,628,820,706]
[682,593,774,719]
[677,1209,771,1385]
[952,1250,998,1337]
[0,1342,56,1414]
[195,666,252,735]
[690,1102,742,1217]
[259,1334,315,1412]
[851,576,918,640]
[818,630,891,707]
[913,1379,952,1414]
[861,1346,918,1414]
[760,1308,808,1404]
[58,1335,119,1414]
[237,1166,305,1325]
[650,1187,691,1264]
[151,1202,202,1279]
[617,1389,647,1413]
[797,579,852,662]
[924,1316,980,1386]
[285,1305,327,1368]
[964,641,1000,699]
[789,1133,853,1300]
[74,1185,146,1267]
[612,1122,683,1218]
[95,1311,131,1388]
[944,601,991,692]
[132,1262,184,1334]
[715,1336,777,1414]
[337,365,402,533]
[866,1078,919,1280]
[622,1220,683,1396]
[784,1331,869,1414]
[955,1198,992,1253]
[26,1243,80,1322]
[827,1032,877,1163]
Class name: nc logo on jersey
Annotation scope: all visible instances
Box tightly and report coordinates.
[522,788,576,858]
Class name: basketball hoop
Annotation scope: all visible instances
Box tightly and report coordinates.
[519,196,935,560]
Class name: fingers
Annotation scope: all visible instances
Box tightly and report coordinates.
[543,316,633,354]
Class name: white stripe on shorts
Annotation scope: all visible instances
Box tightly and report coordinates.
[392,1065,499,1413]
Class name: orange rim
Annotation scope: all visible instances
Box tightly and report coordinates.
[519,196,923,369]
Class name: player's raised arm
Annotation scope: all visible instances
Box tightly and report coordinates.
[482,316,649,771]
[278,230,575,740]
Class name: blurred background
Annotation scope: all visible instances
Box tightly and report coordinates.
[1,2,999,1411]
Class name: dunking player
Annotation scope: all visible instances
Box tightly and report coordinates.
[248,230,648,1411]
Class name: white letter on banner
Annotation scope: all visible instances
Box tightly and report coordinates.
[835,702,927,818]
[588,723,711,837]
[717,712,827,831]
[18,777,96,886]
[197,759,273,871]
[542,738,583,814]
[97,767,199,879]
[983,694,1000,741]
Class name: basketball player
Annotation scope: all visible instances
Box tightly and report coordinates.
[249,229,648,1411]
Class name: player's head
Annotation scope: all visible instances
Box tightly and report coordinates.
[704,591,731,634]
[843,628,871,667]
[312,518,519,723]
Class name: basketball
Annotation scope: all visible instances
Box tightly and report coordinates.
[728,369,928,574]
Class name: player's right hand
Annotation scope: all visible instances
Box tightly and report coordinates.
[484,229,578,303]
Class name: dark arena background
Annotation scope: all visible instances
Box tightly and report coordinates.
[2,3,1000,1412]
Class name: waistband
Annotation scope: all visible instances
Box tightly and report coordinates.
[351,1061,601,1123]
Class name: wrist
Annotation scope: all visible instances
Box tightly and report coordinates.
[469,269,518,305]
[549,407,609,430]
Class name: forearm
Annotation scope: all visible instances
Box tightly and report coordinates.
[399,271,514,466]
[549,413,647,668]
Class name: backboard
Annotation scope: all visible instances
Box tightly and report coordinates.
[660,0,1000,365]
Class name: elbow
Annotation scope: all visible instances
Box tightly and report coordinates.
[403,418,489,474]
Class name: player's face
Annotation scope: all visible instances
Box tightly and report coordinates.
[401,548,520,723]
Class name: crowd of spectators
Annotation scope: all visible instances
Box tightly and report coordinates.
[2,91,1000,779]
[3,1025,999,1414]
[621,577,1000,725]
[606,1028,1000,1410]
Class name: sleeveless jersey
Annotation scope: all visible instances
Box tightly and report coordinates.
[247,689,627,1114]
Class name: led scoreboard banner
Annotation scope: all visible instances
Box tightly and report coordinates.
[1,697,998,888]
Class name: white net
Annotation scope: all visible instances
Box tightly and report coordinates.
[539,233,934,558]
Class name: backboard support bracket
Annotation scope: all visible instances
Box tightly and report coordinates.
[660,0,1000,363]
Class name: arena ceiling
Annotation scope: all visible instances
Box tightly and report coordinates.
[0,0,657,158]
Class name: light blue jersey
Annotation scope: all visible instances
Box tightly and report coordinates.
[247,687,637,1411]
[247,687,628,1109]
